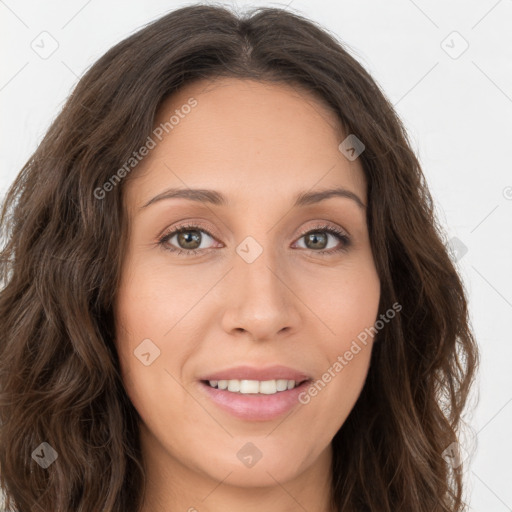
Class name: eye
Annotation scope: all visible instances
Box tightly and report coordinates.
[293,224,351,254]
[158,223,220,256]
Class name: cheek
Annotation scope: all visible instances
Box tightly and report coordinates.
[113,256,209,425]
[114,253,199,346]
[301,263,380,422]
[301,333,374,435]
[317,259,381,343]
[115,250,225,336]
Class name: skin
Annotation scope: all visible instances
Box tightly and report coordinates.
[114,77,381,512]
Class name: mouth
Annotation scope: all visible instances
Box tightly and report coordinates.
[198,378,312,422]
[197,366,312,421]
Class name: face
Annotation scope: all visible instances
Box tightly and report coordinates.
[114,77,380,500]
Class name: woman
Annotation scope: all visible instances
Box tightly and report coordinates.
[0,4,478,511]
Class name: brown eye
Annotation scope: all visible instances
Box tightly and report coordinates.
[294,225,351,254]
[159,225,217,255]
[303,232,328,250]
[176,230,202,250]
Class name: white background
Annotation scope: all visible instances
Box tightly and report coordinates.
[1,1,511,510]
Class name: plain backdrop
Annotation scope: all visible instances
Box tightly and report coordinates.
[1,1,511,510]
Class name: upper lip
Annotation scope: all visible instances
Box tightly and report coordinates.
[199,365,311,382]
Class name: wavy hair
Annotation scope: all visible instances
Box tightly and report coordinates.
[0,4,478,511]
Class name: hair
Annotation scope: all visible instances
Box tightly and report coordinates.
[0,3,479,511]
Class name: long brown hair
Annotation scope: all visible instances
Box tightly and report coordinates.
[0,4,478,511]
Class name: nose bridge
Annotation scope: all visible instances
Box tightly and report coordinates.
[236,235,280,294]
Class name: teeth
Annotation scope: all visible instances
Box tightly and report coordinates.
[240,380,259,393]
[207,379,299,394]
[276,379,288,391]
[227,380,240,392]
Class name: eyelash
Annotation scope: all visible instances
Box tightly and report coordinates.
[158,222,351,257]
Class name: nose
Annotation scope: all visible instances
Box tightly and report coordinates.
[220,244,302,342]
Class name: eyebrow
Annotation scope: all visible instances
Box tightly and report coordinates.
[140,186,366,210]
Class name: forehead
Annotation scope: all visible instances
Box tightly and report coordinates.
[125,77,366,209]
[160,77,342,130]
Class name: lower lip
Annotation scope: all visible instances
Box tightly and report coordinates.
[198,380,310,421]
